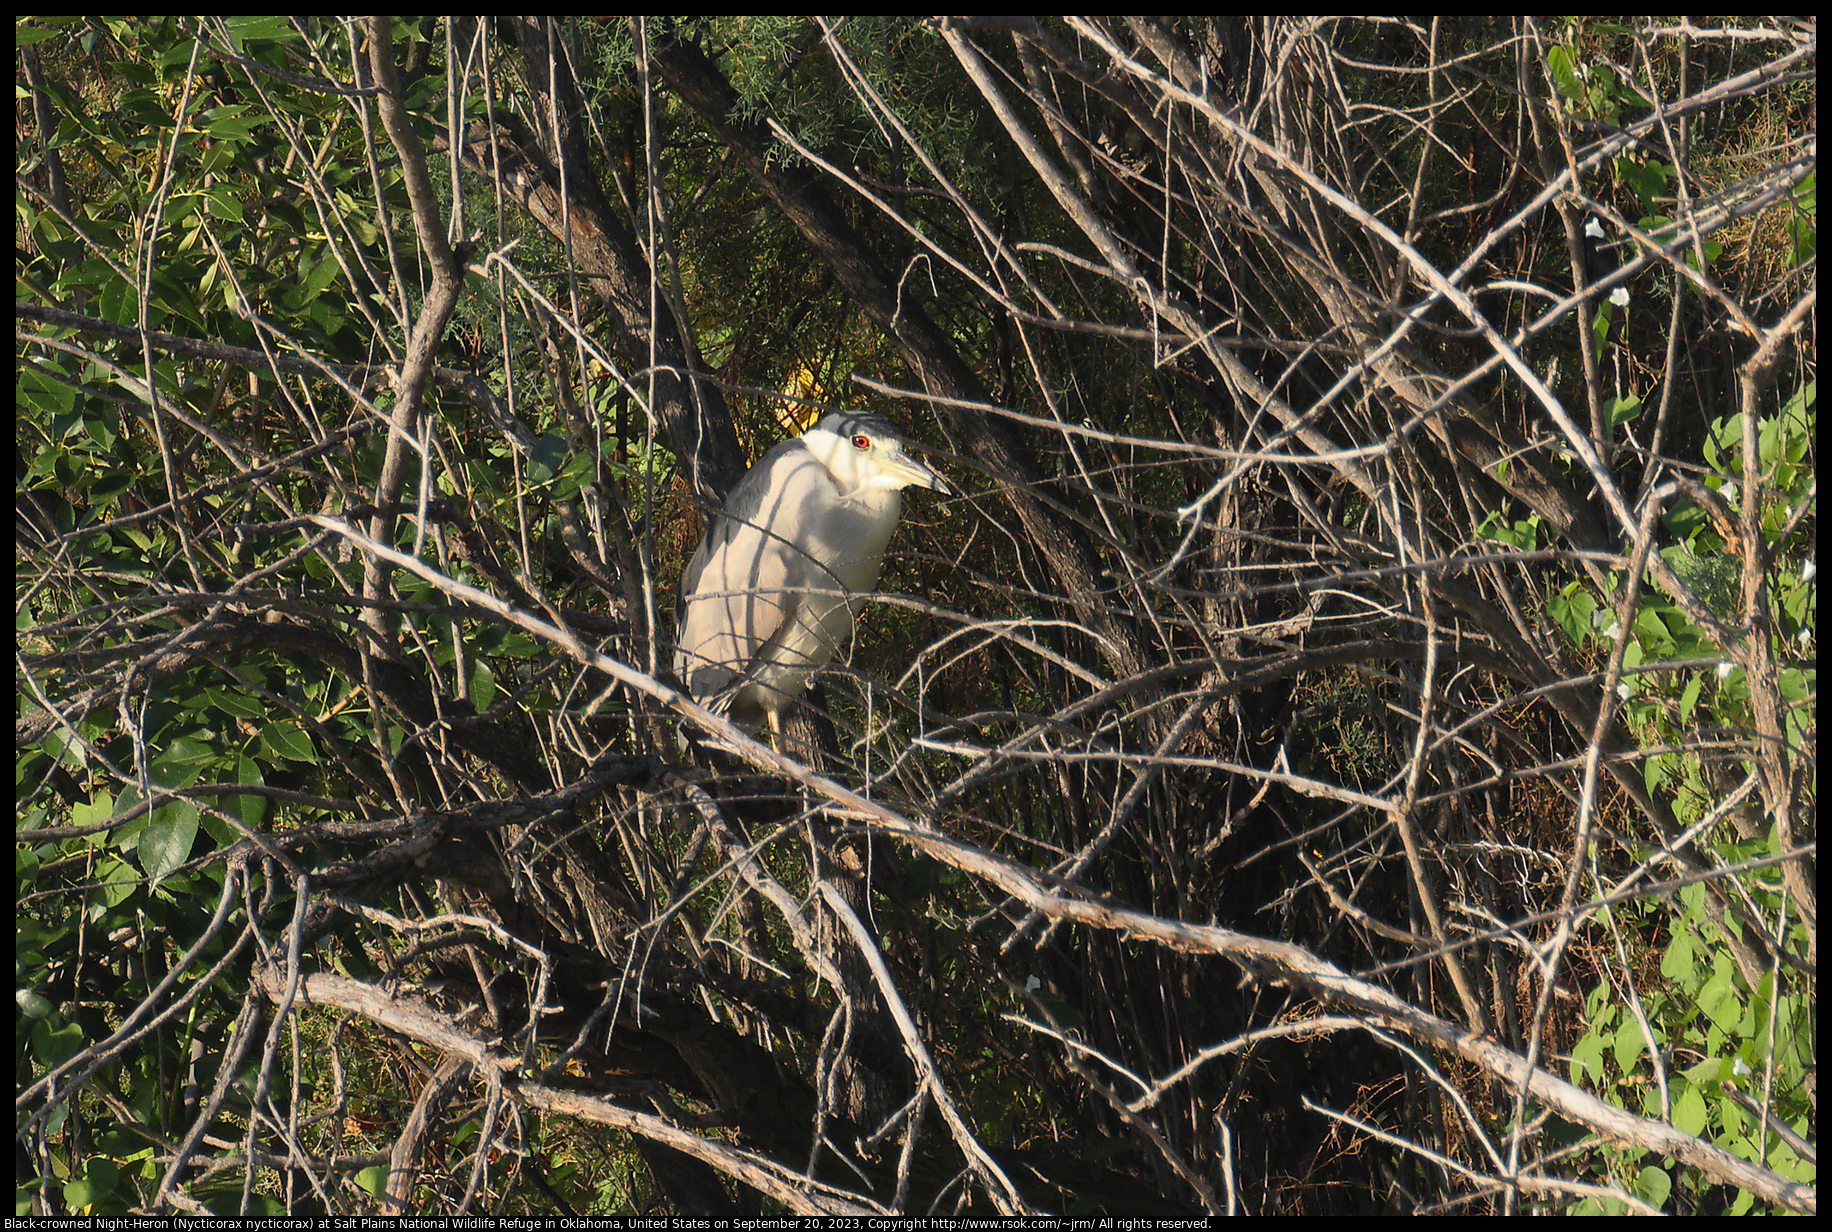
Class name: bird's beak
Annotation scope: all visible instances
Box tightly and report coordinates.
[885,444,954,496]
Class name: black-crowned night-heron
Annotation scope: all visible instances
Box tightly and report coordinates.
[675,411,953,737]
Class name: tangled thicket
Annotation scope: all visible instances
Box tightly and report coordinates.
[17,16,1814,1216]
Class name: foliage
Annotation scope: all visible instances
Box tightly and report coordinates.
[17,15,1815,1217]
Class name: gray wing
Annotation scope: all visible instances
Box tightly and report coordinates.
[674,439,830,701]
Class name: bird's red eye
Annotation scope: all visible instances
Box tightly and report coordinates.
[852,434,870,449]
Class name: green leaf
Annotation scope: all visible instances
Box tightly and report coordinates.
[1591,301,1613,359]
[228,753,269,832]
[1660,927,1696,985]
[1616,156,1671,211]
[222,14,299,49]
[1633,605,1674,654]
[1695,955,1742,1034]
[1677,672,1704,723]
[1671,1081,1708,1136]
[1546,582,1597,646]
[526,432,569,485]
[262,721,317,762]
[32,1019,85,1070]
[1546,45,1584,102]
[1631,1164,1672,1209]
[16,21,74,47]
[91,856,142,913]
[71,791,115,831]
[16,843,42,887]
[138,800,200,883]
[17,988,57,1020]
[205,185,245,222]
[1569,1029,1607,1085]
[296,247,343,302]
[1603,392,1642,429]
[470,661,498,712]
[1612,1015,1649,1070]
[1683,236,1723,272]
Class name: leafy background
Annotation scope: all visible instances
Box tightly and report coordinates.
[16,16,1815,1216]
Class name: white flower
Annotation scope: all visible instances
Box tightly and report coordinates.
[1609,287,1631,307]
[1802,559,1816,582]
[1604,621,1622,640]
[1584,218,1606,240]
[1720,481,1738,504]
[1025,975,1041,993]
[1716,661,1735,680]
[1616,681,1632,699]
